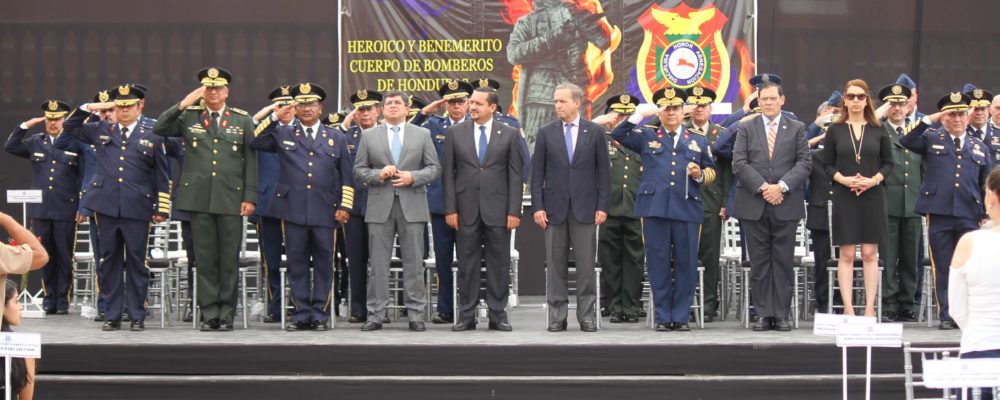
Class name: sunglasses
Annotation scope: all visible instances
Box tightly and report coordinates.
[845,93,868,101]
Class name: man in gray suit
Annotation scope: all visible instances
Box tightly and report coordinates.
[443,87,524,332]
[531,83,611,332]
[353,90,441,332]
[732,75,811,332]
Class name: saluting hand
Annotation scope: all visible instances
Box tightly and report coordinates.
[86,102,115,113]
[421,99,447,116]
[591,113,618,128]
[24,117,47,129]
[179,87,206,110]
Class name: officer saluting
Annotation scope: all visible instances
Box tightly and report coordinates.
[153,67,258,332]
[253,83,354,331]
[4,100,81,316]
[62,85,171,331]
[611,87,717,331]
[899,92,989,330]
[592,94,644,324]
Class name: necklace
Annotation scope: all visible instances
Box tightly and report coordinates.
[848,123,865,164]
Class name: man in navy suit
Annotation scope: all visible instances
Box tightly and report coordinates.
[531,83,610,332]
[63,85,171,331]
[253,83,354,331]
[4,100,81,315]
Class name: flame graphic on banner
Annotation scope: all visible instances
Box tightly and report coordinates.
[503,0,619,118]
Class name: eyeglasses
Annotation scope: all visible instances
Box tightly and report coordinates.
[845,93,868,101]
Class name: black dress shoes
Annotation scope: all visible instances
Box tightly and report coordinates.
[674,323,691,332]
[200,318,220,331]
[361,321,382,331]
[93,312,105,322]
[432,313,453,324]
[348,315,365,323]
[774,319,792,332]
[625,314,639,323]
[218,320,234,331]
[939,320,957,330]
[752,317,772,332]
[102,320,121,331]
[409,321,426,332]
[44,308,57,315]
[286,321,312,331]
[580,321,598,332]
[898,310,918,322]
[313,320,330,331]
[130,320,145,332]
[262,314,279,324]
[610,313,625,323]
[382,317,391,324]
[56,309,69,315]
[881,311,898,323]
[547,321,567,332]
[654,323,671,332]
[488,321,513,331]
[452,321,477,332]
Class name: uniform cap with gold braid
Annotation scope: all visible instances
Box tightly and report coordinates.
[476,77,501,91]
[878,84,912,103]
[964,87,994,108]
[324,112,347,127]
[292,82,326,103]
[749,73,782,87]
[408,96,427,119]
[685,86,716,105]
[438,80,474,101]
[605,94,639,114]
[748,98,761,113]
[93,90,112,103]
[41,100,71,119]
[111,84,145,107]
[197,66,232,87]
[267,85,295,105]
[652,87,687,108]
[350,89,383,108]
[937,92,971,112]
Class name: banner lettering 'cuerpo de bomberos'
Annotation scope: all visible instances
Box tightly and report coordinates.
[342,0,756,152]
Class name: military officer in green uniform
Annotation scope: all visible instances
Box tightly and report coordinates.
[686,86,730,322]
[592,94,644,323]
[876,83,923,322]
[153,67,258,332]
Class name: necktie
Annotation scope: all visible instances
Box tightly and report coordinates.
[564,123,574,161]
[895,126,903,136]
[478,125,488,164]
[954,137,961,150]
[767,120,777,159]
[976,129,983,140]
[211,112,220,132]
[390,126,402,165]
[120,126,129,140]
[667,130,676,148]
[306,127,315,144]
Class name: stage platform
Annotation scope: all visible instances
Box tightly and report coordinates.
[29,297,960,399]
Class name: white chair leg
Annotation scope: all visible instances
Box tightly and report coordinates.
[544,265,549,329]
[595,267,602,331]
[451,267,458,323]
[240,268,248,329]
[280,267,287,330]
[698,267,705,329]
[192,267,199,330]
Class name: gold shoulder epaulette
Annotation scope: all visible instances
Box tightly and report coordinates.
[687,127,706,136]
[229,107,249,116]
[186,105,204,111]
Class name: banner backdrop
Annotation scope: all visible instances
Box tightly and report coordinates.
[342,0,756,152]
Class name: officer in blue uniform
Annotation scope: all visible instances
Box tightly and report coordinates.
[253,83,354,331]
[984,91,1000,166]
[336,89,381,323]
[410,80,474,324]
[62,85,171,331]
[964,86,993,144]
[899,92,989,330]
[611,87,717,331]
[5,100,81,315]
[248,85,291,323]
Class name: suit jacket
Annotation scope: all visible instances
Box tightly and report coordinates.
[530,117,611,225]
[353,122,441,224]
[442,119,524,227]
[731,114,811,221]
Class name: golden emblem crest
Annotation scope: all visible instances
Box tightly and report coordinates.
[357,90,368,100]
[118,85,130,96]
[974,89,984,99]
[892,85,902,95]
[300,83,312,94]
[98,91,110,102]
[692,87,704,96]
[619,95,630,104]
[328,114,340,124]
[448,81,459,90]
[950,92,962,103]
[280,86,290,96]
[665,88,676,98]
[47,101,58,111]
[479,79,490,88]
[207,68,220,78]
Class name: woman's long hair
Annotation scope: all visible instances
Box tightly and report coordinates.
[2,280,28,395]
[832,79,881,127]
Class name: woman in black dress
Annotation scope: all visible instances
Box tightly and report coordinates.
[821,79,893,317]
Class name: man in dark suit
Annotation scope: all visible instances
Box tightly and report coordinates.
[443,87,524,332]
[531,83,611,332]
[732,75,811,332]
